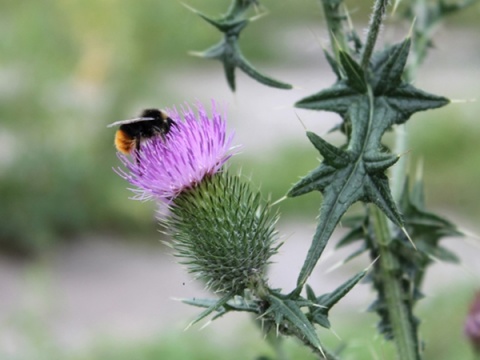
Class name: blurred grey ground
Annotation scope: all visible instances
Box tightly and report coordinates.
[1,26,480,356]
[1,219,479,355]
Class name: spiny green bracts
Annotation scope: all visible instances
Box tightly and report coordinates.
[165,173,280,295]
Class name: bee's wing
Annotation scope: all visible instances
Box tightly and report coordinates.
[106,117,155,128]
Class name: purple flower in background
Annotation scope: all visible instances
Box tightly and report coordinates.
[465,291,480,353]
[116,101,237,204]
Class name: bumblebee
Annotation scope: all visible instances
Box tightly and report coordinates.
[108,109,176,156]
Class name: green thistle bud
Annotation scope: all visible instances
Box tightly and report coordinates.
[165,173,280,295]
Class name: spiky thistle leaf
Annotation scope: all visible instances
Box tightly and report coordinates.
[187,3,292,91]
[290,37,449,289]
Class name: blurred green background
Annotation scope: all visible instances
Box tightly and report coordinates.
[2,0,479,254]
[1,0,480,359]
[1,0,321,254]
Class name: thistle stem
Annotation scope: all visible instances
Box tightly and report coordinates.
[368,82,420,358]
[391,0,424,201]
[371,206,420,360]
[226,0,257,19]
[361,0,389,69]
[391,124,408,202]
[321,0,349,61]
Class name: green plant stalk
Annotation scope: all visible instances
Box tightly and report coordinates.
[405,0,428,81]
[365,78,419,358]
[391,0,428,200]
[321,0,349,61]
[391,124,408,202]
[392,0,437,202]
[225,0,255,19]
[371,205,420,360]
[361,0,389,69]
[361,3,419,356]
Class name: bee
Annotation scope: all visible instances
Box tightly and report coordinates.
[107,109,176,160]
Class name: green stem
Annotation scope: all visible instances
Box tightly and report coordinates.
[371,206,420,360]
[362,3,420,358]
[405,0,428,81]
[391,123,408,202]
[225,0,256,19]
[392,0,428,202]
[361,0,389,69]
[321,0,349,61]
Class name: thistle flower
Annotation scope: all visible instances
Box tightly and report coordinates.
[116,102,236,205]
[115,101,279,295]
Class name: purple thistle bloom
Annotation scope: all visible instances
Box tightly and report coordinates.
[116,101,237,204]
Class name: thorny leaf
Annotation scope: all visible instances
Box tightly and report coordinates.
[187,3,291,91]
[291,37,449,289]
[336,176,464,339]
[181,272,366,356]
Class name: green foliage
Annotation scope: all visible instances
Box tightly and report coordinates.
[174,0,475,358]
[182,270,366,358]
[290,37,448,289]
[187,0,292,91]
[337,175,463,341]
[3,0,476,358]
[161,165,368,355]
[165,172,365,352]
[400,0,479,80]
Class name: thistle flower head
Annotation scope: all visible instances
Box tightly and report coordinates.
[116,101,237,205]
